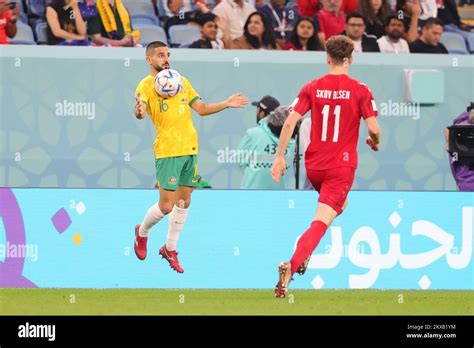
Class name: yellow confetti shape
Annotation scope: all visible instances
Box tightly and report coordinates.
[72,233,82,245]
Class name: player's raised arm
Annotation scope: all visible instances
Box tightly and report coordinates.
[364,116,380,151]
[271,110,303,183]
[191,93,249,116]
[134,94,147,119]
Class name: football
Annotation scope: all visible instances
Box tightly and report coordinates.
[154,69,183,98]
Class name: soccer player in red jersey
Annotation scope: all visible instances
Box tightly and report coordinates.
[271,35,381,298]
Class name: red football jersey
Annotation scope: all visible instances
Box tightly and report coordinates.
[291,74,378,170]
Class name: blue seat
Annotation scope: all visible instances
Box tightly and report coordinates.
[440,32,468,54]
[19,12,28,23]
[35,21,48,44]
[467,34,474,53]
[27,0,52,33]
[168,24,201,46]
[131,14,159,26]
[122,0,156,16]
[10,22,37,45]
[134,24,168,46]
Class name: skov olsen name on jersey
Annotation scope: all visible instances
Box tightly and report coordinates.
[18,322,56,341]
[316,89,351,100]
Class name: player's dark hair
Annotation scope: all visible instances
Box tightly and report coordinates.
[423,17,444,29]
[325,35,354,65]
[146,41,168,55]
[346,12,366,25]
[288,17,322,51]
[243,12,277,49]
[385,14,403,27]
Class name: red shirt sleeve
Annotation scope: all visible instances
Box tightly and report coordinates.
[359,83,378,119]
[291,83,312,116]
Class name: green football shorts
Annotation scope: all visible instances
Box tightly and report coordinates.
[155,155,198,191]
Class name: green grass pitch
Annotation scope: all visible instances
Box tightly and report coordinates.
[1,289,472,315]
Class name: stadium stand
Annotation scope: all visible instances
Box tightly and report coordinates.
[134,23,168,45]
[440,31,470,54]
[35,21,48,45]
[122,0,156,16]
[131,14,160,26]
[168,24,201,46]
[9,21,36,45]
[468,34,474,53]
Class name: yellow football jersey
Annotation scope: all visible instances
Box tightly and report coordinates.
[135,75,201,159]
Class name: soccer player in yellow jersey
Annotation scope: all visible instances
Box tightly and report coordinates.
[133,41,249,273]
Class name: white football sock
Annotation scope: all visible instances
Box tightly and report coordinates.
[166,205,188,251]
[139,203,166,237]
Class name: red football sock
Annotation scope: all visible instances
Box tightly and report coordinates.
[290,220,328,276]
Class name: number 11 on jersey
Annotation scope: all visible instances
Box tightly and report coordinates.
[321,104,341,142]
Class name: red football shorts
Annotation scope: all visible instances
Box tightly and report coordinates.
[306,167,356,215]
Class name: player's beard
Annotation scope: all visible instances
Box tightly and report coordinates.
[154,63,170,72]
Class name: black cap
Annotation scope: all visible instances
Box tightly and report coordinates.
[252,95,280,115]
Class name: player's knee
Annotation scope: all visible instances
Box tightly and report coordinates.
[159,201,173,215]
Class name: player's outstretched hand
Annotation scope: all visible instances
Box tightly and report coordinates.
[135,94,146,117]
[366,136,379,151]
[226,93,249,109]
[271,156,286,183]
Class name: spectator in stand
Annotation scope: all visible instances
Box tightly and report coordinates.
[358,0,393,38]
[419,0,438,20]
[409,17,448,53]
[282,16,322,50]
[162,0,210,35]
[377,14,410,53]
[79,0,98,21]
[227,11,279,49]
[258,0,293,44]
[254,0,266,8]
[296,0,318,17]
[87,0,140,46]
[213,0,255,40]
[342,12,380,52]
[438,0,474,51]
[46,0,91,45]
[317,0,346,45]
[342,0,359,14]
[159,0,194,18]
[395,0,421,43]
[285,0,301,28]
[0,0,19,44]
[189,12,227,48]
